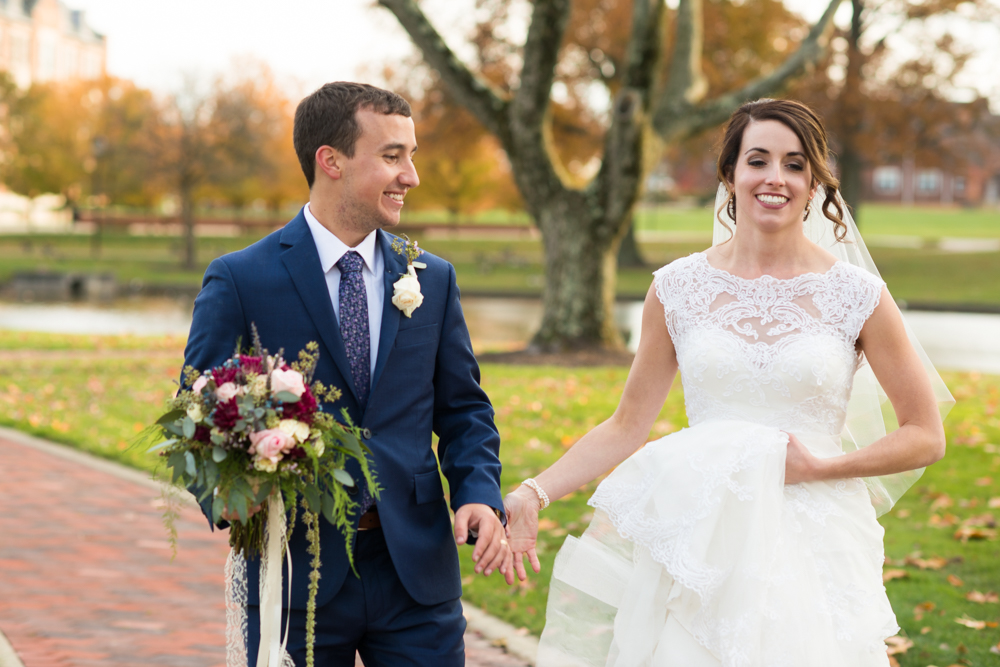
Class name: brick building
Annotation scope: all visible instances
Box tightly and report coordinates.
[0,0,105,88]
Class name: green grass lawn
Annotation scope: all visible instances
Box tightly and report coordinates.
[637,203,1000,239]
[3,210,1000,306]
[1,331,998,663]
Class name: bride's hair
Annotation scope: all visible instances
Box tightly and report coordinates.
[715,99,847,242]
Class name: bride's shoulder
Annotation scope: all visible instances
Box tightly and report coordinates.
[653,252,708,282]
[829,261,886,293]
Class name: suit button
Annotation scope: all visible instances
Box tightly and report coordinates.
[347,484,358,496]
[361,428,372,439]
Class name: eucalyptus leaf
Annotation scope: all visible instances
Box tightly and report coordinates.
[321,493,336,524]
[184,451,197,477]
[274,391,300,404]
[182,416,196,440]
[164,422,184,437]
[232,493,248,523]
[333,432,363,458]
[302,485,321,513]
[203,459,219,491]
[147,438,176,453]
[254,481,273,505]
[254,408,265,418]
[156,409,186,425]
[210,432,226,445]
[212,495,225,524]
[212,446,227,462]
[332,468,355,488]
[167,451,185,480]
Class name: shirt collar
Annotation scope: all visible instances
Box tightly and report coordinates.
[303,203,378,274]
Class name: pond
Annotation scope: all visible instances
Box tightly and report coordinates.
[0,298,997,374]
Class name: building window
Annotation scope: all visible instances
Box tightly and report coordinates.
[873,166,901,193]
[916,169,942,194]
[954,177,966,194]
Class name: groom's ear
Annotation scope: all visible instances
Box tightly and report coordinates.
[314,146,344,183]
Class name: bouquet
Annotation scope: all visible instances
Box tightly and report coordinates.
[148,326,376,667]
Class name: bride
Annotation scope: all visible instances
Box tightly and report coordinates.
[503,99,952,667]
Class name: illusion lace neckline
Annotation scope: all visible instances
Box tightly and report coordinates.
[695,252,845,285]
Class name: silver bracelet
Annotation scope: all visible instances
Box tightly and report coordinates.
[521,478,550,510]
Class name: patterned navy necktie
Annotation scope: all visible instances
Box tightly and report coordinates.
[337,251,370,407]
[336,251,374,513]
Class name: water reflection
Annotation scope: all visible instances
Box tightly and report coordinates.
[0,298,997,374]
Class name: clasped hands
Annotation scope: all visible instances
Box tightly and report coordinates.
[454,498,542,586]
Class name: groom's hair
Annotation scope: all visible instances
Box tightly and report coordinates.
[294,82,412,188]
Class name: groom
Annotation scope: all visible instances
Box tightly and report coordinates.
[184,82,512,665]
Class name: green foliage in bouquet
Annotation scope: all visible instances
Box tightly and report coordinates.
[144,326,378,665]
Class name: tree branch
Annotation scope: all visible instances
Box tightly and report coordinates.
[653,0,843,142]
[378,0,508,139]
[660,0,708,106]
[510,0,572,136]
[590,0,666,237]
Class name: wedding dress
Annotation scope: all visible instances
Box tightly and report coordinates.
[536,252,900,667]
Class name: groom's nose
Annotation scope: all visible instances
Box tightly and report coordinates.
[398,159,419,189]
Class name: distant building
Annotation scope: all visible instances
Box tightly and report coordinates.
[0,0,105,88]
[862,102,1000,208]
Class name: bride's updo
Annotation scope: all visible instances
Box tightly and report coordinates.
[715,99,847,242]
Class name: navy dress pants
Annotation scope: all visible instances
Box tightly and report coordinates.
[247,528,466,666]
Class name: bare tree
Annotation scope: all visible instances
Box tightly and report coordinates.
[380,0,842,350]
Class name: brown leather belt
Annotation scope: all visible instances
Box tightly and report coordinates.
[358,508,381,530]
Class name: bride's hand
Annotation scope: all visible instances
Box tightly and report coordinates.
[503,486,542,582]
[783,432,824,485]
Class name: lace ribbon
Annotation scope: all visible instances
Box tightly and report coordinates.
[226,494,295,667]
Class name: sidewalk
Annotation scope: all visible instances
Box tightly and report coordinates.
[0,429,531,667]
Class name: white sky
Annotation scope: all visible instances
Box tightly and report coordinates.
[71,0,1000,109]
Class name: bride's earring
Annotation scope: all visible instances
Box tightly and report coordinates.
[802,198,812,221]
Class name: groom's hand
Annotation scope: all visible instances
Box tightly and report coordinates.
[454,503,515,585]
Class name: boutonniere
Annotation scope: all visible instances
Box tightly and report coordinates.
[390,235,426,318]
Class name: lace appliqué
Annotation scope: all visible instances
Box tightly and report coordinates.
[653,253,883,435]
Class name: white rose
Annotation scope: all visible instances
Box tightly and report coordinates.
[186,403,204,422]
[313,439,325,457]
[271,368,305,398]
[392,268,423,318]
[278,419,311,443]
[216,382,239,402]
[253,456,278,473]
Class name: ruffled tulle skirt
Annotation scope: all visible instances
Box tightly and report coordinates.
[537,420,897,667]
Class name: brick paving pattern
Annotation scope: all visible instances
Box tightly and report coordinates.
[0,436,528,666]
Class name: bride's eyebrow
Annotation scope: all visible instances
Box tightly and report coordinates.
[743,148,806,158]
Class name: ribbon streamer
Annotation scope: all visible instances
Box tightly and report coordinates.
[256,493,294,667]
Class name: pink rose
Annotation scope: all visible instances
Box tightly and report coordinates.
[249,429,295,464]
[216,382,239,402]
[271,368,305,398]
[192,375,209,394]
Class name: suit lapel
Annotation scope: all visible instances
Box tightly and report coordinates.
[279,212,362,405]
[370,230,403,400]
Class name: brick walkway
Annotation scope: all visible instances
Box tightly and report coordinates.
[0,434,528,667]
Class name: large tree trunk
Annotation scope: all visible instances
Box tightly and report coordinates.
[836,0,865,218]
[532,197,624,350]
[379,0,841,351]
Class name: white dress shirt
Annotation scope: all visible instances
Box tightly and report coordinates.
[303,204,383,380]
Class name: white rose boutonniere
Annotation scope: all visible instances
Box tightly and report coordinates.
[390,234,427,318]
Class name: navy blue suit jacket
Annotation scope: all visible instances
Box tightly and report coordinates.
[183,210,503,608]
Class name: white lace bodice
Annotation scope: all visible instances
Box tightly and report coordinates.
[654,253,885,435]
